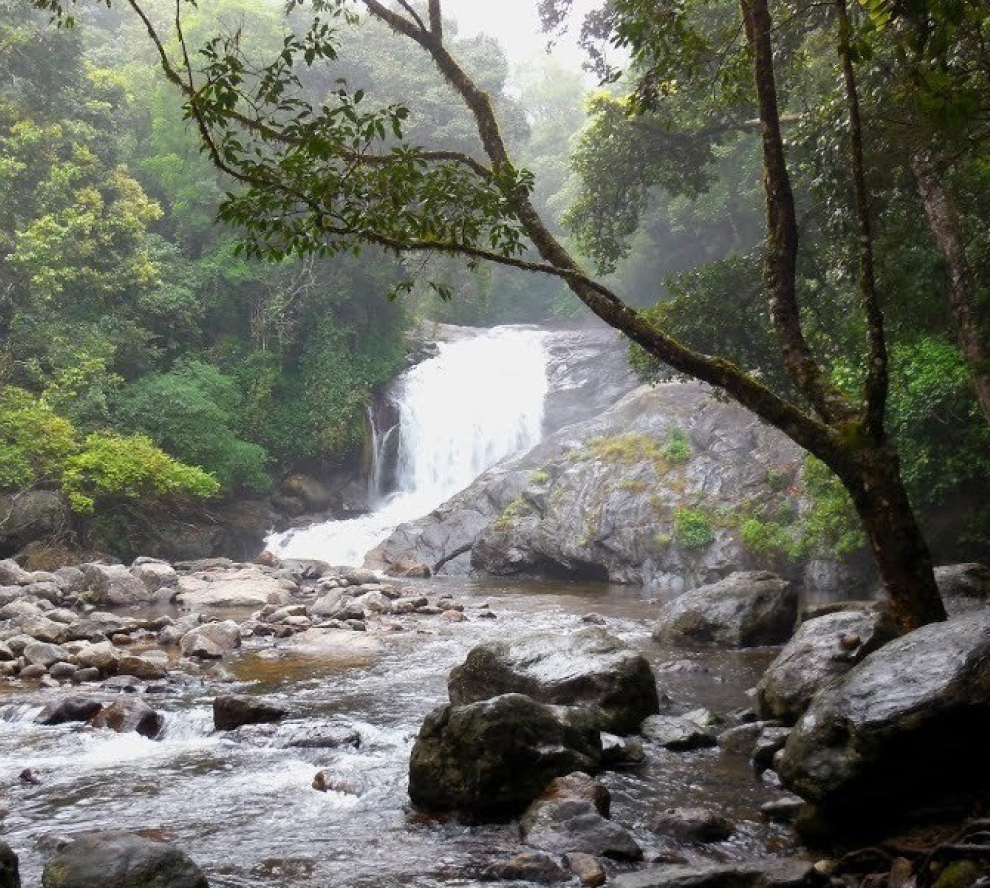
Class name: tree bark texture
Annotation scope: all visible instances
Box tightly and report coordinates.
[911,152,990,430]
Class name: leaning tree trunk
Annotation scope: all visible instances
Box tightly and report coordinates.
[838,445,947,633]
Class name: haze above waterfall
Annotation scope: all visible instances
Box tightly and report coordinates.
[267,326,549,565]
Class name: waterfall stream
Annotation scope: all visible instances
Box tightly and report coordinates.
[267,326,549,566]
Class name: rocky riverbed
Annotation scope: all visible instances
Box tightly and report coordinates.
[2,555,990,888]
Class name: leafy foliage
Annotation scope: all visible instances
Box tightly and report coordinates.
[674,507,715,549]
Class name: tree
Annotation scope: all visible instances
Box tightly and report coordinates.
[37,0,952,631]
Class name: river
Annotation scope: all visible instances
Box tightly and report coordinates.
[0,577,797,886]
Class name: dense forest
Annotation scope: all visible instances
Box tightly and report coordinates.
[1,0,988,588]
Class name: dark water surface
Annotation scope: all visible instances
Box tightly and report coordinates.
[0,578,800,886]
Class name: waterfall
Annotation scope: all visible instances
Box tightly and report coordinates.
[267,326,549,564]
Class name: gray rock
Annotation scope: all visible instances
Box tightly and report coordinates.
[717,720,783,755]
[22,582,63,604]
[129,559,178,592]
[80,563,153,606]
[213,694,287,731]
[935,563,990,613]
[777,610,990,841]
[756,605,898,724]
[520,772,611,832]
[23,641,69,668]
[654,571,796,647]
[641,714,717,751]
[408,693,602,816]
[0,490,69,552]
[174,565,296,610]
[53,567,87,593]
[651,807,734,843]
[448,628,660,734]
[40,830,208,888]
[523,797,643,859]
[0,559,29,586]
[74,641,120,674]
[17,616,71,645]
[752,726,791,775]
[611,859,816,888]
[179,620,240,658]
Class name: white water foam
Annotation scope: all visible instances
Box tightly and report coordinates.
[267,326,548,565]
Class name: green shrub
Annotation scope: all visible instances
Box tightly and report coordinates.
[800,458,866,556]
[740,517,803,560]
[663,427,692,462]
[62,432,219,514]
[114,360,270,492]
[674,507,715,549]
[0,387,76,488]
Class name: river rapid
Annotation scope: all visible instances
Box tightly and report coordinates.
[0,577,799,887]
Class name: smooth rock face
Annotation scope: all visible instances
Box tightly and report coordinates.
[447,628,660,734]
[374,380,802,589]
[756,605,898,724]
[40,830,208,888]
[408,693,602,816]
[174,566,296,610]
[777,611,990,841]
[653,571,796,647]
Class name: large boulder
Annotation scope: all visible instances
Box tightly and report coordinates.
[777,611,990,842]
[79,564,152,606]
[653,571,796,647]
[89,698,164,738]
[213,694,287,731]
[935,562,990,614]
[756,604,898,724]
[447,628,660,734]
[0,491,70,553]
[408,693,602,816]
[179,620,241,658]
[174,565,296,610]
[40,831,208,888]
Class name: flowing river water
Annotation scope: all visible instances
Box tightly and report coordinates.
[1,325,802,885]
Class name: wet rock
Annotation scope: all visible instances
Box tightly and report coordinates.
[778,610,990,842]
[717,720,782,755]
[441,609,467,622]
[486,851,569,884]
[641,714,717,751]
[520,772,611,828]
[0,840,19,888]
[79,563,152,606]
[384,556,430,578]
[611,859,816,888]
[650,807,734,843]
[564,852,607,887]
[179,620,241,658]
[90,698,163,738]
[756,604,898,724]
[213,694,287,731]
[40,830,208,888]
[602,732,647,768]
[760,796,804,823]
[36,697,103,725]
[286,725,361,749]
[72,667,102,683]
[935,563,990,614]
[279,627,382,660]
[447,628,661,734]
[408,693,602,816]
[157,613,202,646]
[522,796,642,860]
[311,771,361,795]
[653,571,797,648]
[752,727,791,775]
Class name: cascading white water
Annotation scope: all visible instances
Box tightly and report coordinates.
[267,326,548,564]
